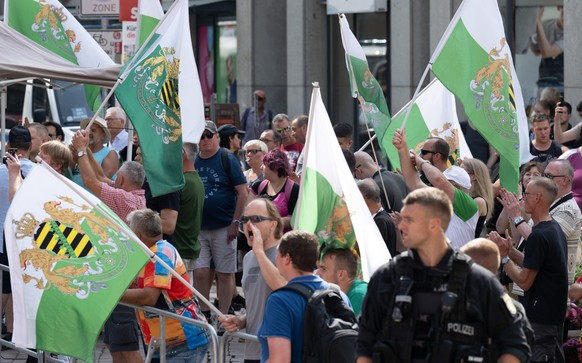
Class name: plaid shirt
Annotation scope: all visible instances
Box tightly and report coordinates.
[100,182,146,223]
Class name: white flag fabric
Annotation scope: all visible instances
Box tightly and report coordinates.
[430,0,533,192]
[294,85,391,281]
[4,164,149,362]
[387,79,473,169]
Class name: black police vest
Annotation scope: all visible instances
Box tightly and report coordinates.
[376,250,489,363]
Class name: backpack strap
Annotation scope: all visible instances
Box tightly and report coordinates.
[241,107,251,129]
[283,178,294,202]
[258,179,269,196]
[220,148,232,185]
[277,282,314,300]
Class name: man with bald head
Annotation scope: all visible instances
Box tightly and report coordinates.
[28,123,50,161]
[491,178,567,362]
[419,137,450,172]
[354,151,408,212]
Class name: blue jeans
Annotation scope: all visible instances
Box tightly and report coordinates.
[166,344,208,363]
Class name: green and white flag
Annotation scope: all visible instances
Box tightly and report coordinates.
[4,164,149,362]
[294,85,391,281]
[431,0,532,193]
[137,0,164,46]
[339,14,391,152]
[116,0,205,197]
[386,79,472,170]
[4,0,116,111]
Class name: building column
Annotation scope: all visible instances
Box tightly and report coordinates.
[564,0,582,122]
[236,0,287,115]
[286,0,328,117]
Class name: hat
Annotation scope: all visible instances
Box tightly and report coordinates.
[205,120,218,134]
[80,117,111,144]
[8,126,31,146]
[218,124,245,138]
[443,165,472,190]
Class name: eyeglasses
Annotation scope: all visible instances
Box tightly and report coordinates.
[276,126,292,134]
[542,173,567,180]
[257,97,265,101]
[201,132,215,140]
[420,149,436,155]
[523,192,540,197]
[260,138,273,143]
[246,149,262,155]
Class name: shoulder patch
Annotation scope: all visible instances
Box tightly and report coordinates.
[501,293,517,316]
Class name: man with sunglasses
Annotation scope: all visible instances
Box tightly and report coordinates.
[218,198,286,363]
[419,137,450,172]
[240,89,274,144]
[490,178,567,363]
[194,121,249,318]
[273,113,303,171]
[393,129,479,249]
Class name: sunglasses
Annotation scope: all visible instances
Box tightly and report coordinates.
[276,126,292,134]
[237,215,274,233]
[420,149,436,155]
[201,132,215,140]
[246,149,262,155]
[257,97,265,101]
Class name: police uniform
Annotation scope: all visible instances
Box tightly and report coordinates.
[357,248,530,363]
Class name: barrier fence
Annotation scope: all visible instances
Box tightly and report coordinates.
[0,263,257,363]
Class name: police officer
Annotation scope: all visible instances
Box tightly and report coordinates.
[356,188,530,363]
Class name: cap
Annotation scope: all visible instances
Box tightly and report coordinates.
[443,165,472,190]
[205,120,218,134]
[8,126,31,146]
[218,124,245,138]
[80,117,111,144]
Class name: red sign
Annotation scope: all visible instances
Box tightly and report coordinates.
[119,0,138,21]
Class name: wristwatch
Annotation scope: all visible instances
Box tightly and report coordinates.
[77,150,87,158]
[501,256,510,265]
[513,216,525,227]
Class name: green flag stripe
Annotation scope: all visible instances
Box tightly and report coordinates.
[432,19,519,192]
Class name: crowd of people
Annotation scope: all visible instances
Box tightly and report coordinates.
[1,87,582,363]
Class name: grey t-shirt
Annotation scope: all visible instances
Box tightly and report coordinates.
[241,245,278,359]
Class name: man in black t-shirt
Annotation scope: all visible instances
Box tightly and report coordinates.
[493,178,567,362]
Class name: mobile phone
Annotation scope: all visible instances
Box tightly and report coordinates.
[2,148,17,164]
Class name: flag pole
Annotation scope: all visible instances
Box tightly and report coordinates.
[339,14,393,209]
[83,0,182,132]
[400,63,431,130]
[37,162,223,317]
[293,82,319,230]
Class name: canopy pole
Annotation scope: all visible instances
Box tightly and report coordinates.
[1,86,6,156]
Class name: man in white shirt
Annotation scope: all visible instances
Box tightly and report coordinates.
[105,107,129,154]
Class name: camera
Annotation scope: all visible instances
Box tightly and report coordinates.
[2,148,17,164]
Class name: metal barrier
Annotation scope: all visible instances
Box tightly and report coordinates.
[218,330,259,363]
[120,302,219,363]
[0,263,219,363]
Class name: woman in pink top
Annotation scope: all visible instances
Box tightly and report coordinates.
[251,149,299,230]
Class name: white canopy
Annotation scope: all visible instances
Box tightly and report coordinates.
[0,22,121,87]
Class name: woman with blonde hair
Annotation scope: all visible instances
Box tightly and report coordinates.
[243,139,268,185]
[38,140,73,174]
[461,158,494,237]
